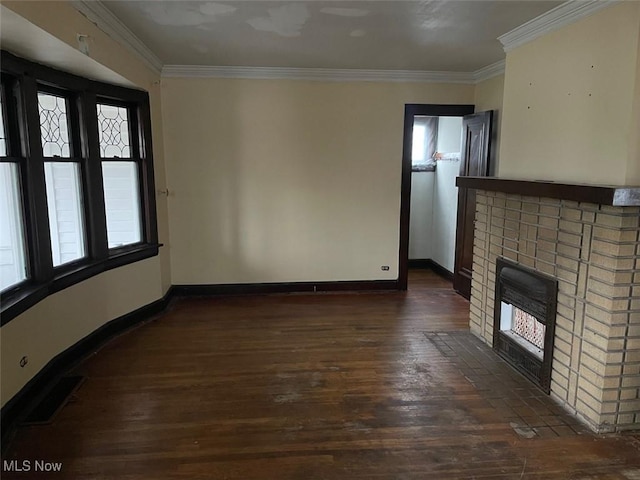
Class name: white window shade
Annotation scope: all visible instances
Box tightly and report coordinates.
[44,162,86,266]
[102,161,142,248]
[0,163,27,290]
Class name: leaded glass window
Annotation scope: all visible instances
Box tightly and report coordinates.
[37,92,71,157]
[97,103,131,158]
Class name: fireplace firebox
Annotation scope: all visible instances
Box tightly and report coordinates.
[493,258,558,393]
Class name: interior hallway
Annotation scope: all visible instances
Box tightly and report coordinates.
[3,270,639,479]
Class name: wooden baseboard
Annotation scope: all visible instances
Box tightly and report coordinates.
[173,280,399,296]
[408,259,431,269]
[0,287,173,451]
[408,259,454,282]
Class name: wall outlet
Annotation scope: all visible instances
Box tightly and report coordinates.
[381,265,390,271]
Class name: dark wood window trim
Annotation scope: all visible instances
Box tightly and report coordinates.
[0,51,159,326]
[398,104,475,290]
[411,165,437,173]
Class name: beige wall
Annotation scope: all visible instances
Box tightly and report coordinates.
[628,22,640,185]
[474,74,504,173]
[499,3,640,185]
[0,259,162,406]
[1,2,170,406]
[162,78,474,284]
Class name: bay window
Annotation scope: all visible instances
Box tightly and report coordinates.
[0,82,28,292]
[0,51,159,324]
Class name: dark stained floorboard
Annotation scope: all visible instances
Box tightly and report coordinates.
[3,270,639,479]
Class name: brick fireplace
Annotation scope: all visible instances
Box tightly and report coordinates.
[457,178,640,433]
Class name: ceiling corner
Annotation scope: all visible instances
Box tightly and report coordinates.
[498,0,619,52]
[71,0,163,74]
[473,60,505,84]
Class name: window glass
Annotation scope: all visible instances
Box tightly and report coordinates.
[411,116,438,168]
[97,104,131,158]
[0,163,27,290]
[411,124,426,163]
[0,91,7,156]
[102,161,141,248]
[37,93,71,158]
[44,162,86,266]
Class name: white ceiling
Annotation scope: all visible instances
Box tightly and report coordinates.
[101,1,562,72]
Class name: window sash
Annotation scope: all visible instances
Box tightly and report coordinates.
[0,163,28,292]
[44,161,87,267]
[102,161,143,249]
[0,50,159,325]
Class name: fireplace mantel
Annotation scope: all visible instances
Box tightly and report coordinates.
[456,177,640,207]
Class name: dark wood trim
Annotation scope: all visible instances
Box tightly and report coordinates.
[173,280,398,297]
[79,90,109,261]
[408,259,454,281]
[138,96,159,246]
[0,244,161,326]
[456,177,640,207]
[0,286,174,451]
[399,104,475,290]
[1,51,147,102]
[453,112,493,300]
[426,259,454,282]
[411,165,436,173]
[19,75,54,283]
[408,259,431,269]
[0,50,159,324]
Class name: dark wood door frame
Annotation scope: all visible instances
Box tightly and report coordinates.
[398,104,475,290]
[453,111,494,299]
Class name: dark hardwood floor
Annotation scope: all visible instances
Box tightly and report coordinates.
[3,270,639,479]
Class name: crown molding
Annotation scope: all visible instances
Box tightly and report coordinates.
[499,0,619,52]
[161,65,487,84]
[472,60,505,83]
[71,0,163,74]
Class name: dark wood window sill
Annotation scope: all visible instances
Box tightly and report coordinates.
[0,244,161,326]
[412,164,436,173]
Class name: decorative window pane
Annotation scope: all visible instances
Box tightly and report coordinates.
[37,93,71,158]
[0,90,7,156]
[44,162,86,266]
[102,161,141,248]
[0,163,27,290]
[97,104,131,158]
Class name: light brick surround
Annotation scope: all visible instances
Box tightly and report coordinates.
[470,191,640,432]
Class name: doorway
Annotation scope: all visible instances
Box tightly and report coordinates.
[398,104,474,290]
